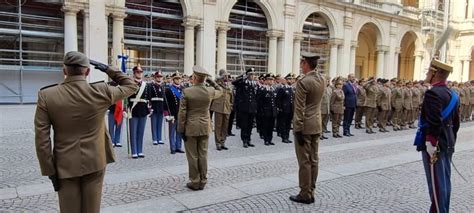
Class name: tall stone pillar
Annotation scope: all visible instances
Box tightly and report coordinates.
[183,19,196,75]
[337,44,344,76]
[112,13,126,68]
[83,10,89,57]
[462,59,471,82]
[328,39,342,78]
[292,33,303,74]
[87,0,108,82]
[350,41,357,75]
[277,37,285,75]
[376,46,386,78]
[393,48,400,78]
[216,22,230,72]
[413,51,424,80]
[195,24,204,66]
[267,30,278,74]
[62,6,79,53]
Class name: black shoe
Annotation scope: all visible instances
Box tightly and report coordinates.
[289,195,313,204]
[243,141,248,148]
[264,141,269,146]
[287,140,293,143]
[343,133,350,136]
[228,133,235,136]
[366,130,373,134]
[282,140,289,143]
[171,151,176,154]
[321,135,328,139]
[348,133,354,136]
[333,134,338,138]
[269,142,275,145]
[337,134,343,138]
[176,149,185,153]
[248,142,255,147]
[324,130,331,133]
[186,183,200,191]
[217,146,222,151]
[221,146,228,150]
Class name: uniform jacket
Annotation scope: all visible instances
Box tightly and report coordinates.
[148,81,165,112]
[164,84,183,117]
[210,82,233,114]
[128,81,150,117]
[470,87,474,105]
[330,89,345,114]
[232,77,258,114]
[363,83,379,108]
[420,82,460,153]
[177,83,222,136]
[320,87,332,115]
[391,87,405,110]
[292,70,325,135]
[35,68,138,179]
[258,85,278,117]
[379,87,392,111]
[342,81,357,108]
[276,84,295,114]
[356,85,366,107]
[403,87,413,110]
[411,87,421,108]
[460,87,469,105]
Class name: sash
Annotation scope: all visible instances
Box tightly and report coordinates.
[170,85,182,100]
[414,89,459,147]
[131,82,147,112]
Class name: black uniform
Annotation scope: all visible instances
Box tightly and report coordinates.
[148,82,165,113]
[232,76,258,147]
[258,85,277,145]
[276,84,295,143]
[127,81,150,117]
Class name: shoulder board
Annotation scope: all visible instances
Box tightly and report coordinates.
[90,81,106,85]
[40,84,58,90]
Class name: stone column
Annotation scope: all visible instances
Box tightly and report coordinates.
[112,13,126,67]
[267,30,278,74]
[83,10,89,57]
[413,51,424,80]
[195,24,204,66]
[62,6,79,52]
[277,37,285,75]
[292,33,303,74]
[393,48,400,78]
[329,40,339,78]
[462,59,471,82]
[216,22,230,72]
[350,40,357,75]
[376,46,386,78]
[337,44,344,76]
[183,20,196,75]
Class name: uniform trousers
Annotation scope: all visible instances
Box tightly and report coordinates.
[461,104,469,120]
[355,106,365,125]
[169,121,182,152]
[130,116,147,155]
[422,151,452,213]
[279,112,293,140]
[150,111,164,142]
[331,113,342,134]
[294,134,320,200]
[364,107,377,130]
[214,112,230,147]
[392,108,403,128]
[58,169,105,213]
[321,113,330,132]
[403,109,414,125]
[262,115,275,142]
[342,107,355,134]
[107,112,122,145]
[184,135,209,189]
[377,110,389,129]
[238,111,255,142]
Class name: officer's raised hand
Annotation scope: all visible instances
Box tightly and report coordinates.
[89,59,109,72]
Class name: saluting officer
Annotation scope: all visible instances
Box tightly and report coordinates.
[232,68,258,148]
[178,66,223,191]
[276,73,296,143]
[416,60,460,213]
[391,80,405,131]
[148,71,165,145]
[290,53,325,204]
[354,78,366,129]
[35,51,138,213]
[377,79,391,132]
[320,79,332,140]
[363,77,379,134]
[127,66,150,159]
[164,72,185,154]
[258,74,278,146]
[210,69,233,150]
[330,80,345,138]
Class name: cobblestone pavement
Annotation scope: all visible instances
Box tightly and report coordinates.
[1,105,473,212]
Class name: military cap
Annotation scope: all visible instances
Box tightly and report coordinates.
[171,71,182,79]
[246,67,256,75]
[192,65,210,77]
[285,73,295,79]
[301,52,320,60]
[132,65,143,73]
[390,78,398,82]
[264,73,274,80]
[64,51,89,67]
[430,59,453,73]
[154,71,163,77]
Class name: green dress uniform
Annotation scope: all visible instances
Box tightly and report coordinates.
[363,80,379,133]
[330,88,344,137]
[355,84,366,129]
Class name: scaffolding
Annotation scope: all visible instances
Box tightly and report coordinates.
[0,0,67,103]
[227,0,268,76]
[420,0,447,60]
[301,13,330,75]
[123,0,184,75]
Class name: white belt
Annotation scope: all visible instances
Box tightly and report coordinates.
[130,98,148,103]
[151,97,164,101]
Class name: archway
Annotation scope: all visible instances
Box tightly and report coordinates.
[124,0,184,75]
[301,13,330,75]
[398,32,417,80]
[227,0,269,75]
[354,23,380,78]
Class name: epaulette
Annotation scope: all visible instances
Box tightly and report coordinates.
[40,84,58,90]
[90,81,106,85]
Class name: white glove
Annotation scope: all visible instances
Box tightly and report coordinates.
[426,142,437,158]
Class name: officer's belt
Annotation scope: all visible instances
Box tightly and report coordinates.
[151,97,164,101]
[130,98,148,103]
